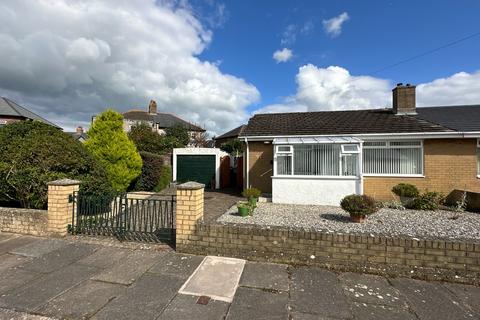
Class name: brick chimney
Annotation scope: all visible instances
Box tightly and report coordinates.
[76,126,84,134]
[392,83,416,115]
[148,100,157,115]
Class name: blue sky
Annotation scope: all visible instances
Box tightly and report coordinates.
[198,0,480,114]
[0,1,479,135]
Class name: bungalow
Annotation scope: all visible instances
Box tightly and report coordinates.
[0,97,58,128]
[240,83,480,205]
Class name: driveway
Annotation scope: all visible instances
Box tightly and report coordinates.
[0,232,479,320]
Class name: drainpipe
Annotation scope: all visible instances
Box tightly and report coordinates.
[359,141,364,195]
[245,138,249,188]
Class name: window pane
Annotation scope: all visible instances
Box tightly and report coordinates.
[342,154,358,176]
[277,154,292,175]
[477,146,480,175]
[277,146,292,153]
[389,141,422,147]
[363,144,422,174]
[293,144,356,176]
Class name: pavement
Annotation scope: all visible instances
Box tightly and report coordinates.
[0,232,479,320]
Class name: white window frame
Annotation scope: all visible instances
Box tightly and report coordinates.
[362,140,424,177]
[341,144,360,154]
[273,143,360,178]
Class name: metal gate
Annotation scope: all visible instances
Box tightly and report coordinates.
[68,192,175,244]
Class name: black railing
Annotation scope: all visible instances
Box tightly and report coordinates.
[69,192,175,244]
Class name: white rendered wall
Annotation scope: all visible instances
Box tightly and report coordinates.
[272,177,361,206]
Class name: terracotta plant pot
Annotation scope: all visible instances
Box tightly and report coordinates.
[350,214,367,223]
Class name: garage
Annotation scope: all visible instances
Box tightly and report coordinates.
[173,148,228,189]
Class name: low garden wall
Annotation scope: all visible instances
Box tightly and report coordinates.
[178,222,480,285]
[0,207,48,236]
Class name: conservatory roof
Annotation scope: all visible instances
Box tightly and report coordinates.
[273,136,361,144]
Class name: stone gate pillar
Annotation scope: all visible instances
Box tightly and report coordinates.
[175,182,204,250]
[47,179,81,236]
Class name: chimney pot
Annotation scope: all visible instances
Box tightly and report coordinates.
[392,83,416,115]
[76,126,84,134]
[148,100,157,114]
[397,82,403,87]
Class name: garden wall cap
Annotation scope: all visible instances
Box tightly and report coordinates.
[47,179,82,186]
[177,181,205,190]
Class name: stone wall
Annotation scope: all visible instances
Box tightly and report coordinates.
[0,207,48,236]
[179,222,480,285]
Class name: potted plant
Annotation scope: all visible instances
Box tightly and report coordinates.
[237,201,251,217]
[340,194,378,223]
[392,183,419,206]
[242,187,261,208]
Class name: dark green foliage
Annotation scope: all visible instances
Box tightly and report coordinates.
[165,123,190,147]
[242,187,261,199]
[340,194,378,216]
[85,110,142,192]
[0,121,112,209]
[407,192,444,210]
[392,183,419,198]
[132,152,164,191]
[128,123,169,154]
[220,139,244,156]
[154,166,172,192]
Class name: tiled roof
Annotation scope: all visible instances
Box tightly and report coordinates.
[123,110,204,132]
[0,97,58,127]
[216,124,246,139]
[415,105,480,132]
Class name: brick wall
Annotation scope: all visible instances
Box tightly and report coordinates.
[248,142,273,193]
[0,207,48,236]
[365,139,480,200]
[179,222,480,285]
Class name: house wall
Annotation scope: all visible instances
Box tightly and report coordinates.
[0,115,24,125]
[364,138,480,200]
[248,142,273,193]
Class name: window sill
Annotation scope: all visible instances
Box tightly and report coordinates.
[363,174,425,178]
[272,175,360,180]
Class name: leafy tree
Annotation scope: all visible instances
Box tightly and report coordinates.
[165,123,190,147]
[85,110,142,192]
[0,121,111,209]
[220,139,244,157]
[132,151,165,191]
[128,122,167,154]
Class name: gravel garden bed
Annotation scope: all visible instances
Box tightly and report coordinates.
[217,203,480,241]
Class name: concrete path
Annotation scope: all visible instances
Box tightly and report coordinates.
[0,232,479,320]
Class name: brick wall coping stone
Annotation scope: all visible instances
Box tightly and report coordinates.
[47,179,81,186]
[177,181,205,190]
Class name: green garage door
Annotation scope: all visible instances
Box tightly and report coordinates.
[177,155,216,187]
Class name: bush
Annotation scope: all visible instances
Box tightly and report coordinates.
[340,194,378,216]
[242,187,261,199]
[379,200,405,210]
[0,121,112,209]
[132,152,164,191]
[392,183,419,198]
[85,110,142,192]
[165,123,190,147]
[407,192,444,210]
[154,166,172,192]
[128,123,173,154]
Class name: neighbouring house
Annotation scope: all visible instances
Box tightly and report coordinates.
[121,100,205,145]
[214,124,246,147]
[0,97,58,128]
[240,83,480,205]
[67,126,88,142]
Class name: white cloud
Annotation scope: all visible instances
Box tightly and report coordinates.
[0,0,259,136]
[273,48,293,63]
[280,22,314,45]
[256,65,480,114]
[323,12,350,37]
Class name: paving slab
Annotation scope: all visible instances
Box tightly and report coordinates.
[159,293,229,320]
[239,261,289,291]
[0,236,36,255]
[91,273,183,320]
[391,278,474,320]
[290,267,353,319]
[10,238,69,258]
[443,283,480,317]
[77,246,131,269]
[338,272,409,308]
[0,268,41,295]
[350,301,417,320]
[179,256,245,303]
[148,252,204,279]
[290,312,340,320]
[226,287,289,320]
[36,280,126,319]
[0,233,17,242]
[0,263,98,312]
[91,250,163,285]
[0,253,32,272]
[19,243,98,274]
[0,307,54,320]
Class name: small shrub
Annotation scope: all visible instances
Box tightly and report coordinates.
[392,183,419,198]
[379,200,405,210]
[407,192,444,211]
[340,194,378,216]
[242,187,261,199]
[154,166,172,192]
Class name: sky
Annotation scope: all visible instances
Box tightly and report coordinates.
[0,0,480,136]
